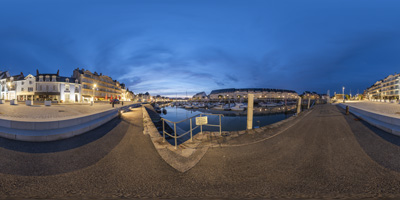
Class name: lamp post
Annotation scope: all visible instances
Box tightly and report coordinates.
[342,86,345,103]
[7,82,11,100]
[92,84,96,105]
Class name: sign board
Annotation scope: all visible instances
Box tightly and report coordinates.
[196,116,208,125]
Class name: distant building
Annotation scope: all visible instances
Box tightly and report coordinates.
[301,91,320,99]
[72,68,123,102]
[193,91,207,100]
[365,73,400,100]
[209,88,298,100]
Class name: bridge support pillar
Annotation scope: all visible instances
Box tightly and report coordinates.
[297,97,302,114]
[247,94,254,130]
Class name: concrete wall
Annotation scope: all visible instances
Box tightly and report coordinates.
[339,103,400,136]
[0,105,134,142]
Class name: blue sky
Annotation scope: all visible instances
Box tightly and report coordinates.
[1,0,400,97]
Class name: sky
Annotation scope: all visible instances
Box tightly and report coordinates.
[1,0,400,97]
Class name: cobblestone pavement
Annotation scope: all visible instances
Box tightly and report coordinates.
[343,101,400,118]
[0,102,136,121]
[1,105,400,199]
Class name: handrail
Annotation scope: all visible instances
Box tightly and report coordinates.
[161,113,224,149]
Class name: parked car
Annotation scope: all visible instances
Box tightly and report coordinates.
[110,99,120,104]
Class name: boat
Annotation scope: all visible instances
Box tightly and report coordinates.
[184,104,193,109]
[265,102,278,107]
[212,104,224,110]
[223,104,231,111]
[231,103,245,111]
[198,103,206,108]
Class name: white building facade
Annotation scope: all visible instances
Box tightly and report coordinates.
[34,71,82,103]
[15,74,36,101]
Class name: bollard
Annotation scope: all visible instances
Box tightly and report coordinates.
[346,106,349,115]
[247,94,254,130]
[297,97,302,114]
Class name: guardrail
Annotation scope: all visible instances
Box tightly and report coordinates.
[161,113,224,149]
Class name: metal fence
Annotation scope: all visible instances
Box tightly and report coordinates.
[161,113,224,149]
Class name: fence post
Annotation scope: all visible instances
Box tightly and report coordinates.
[162,118,165,142]
[174,123,177,149]
[219,114,222,136]
[190,118,193,142]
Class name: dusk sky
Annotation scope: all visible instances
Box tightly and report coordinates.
[1,0,400,97]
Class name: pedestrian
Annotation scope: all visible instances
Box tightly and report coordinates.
[112,100,115,108]
[122,101,124,106]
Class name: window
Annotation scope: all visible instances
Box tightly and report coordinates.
[21,88,24,91]
[28,87,33,92]
[45,75,50,82]
[40,85,42,91]
[53,85,56,90]
[46,85,49,91]
[21,82,25,85]
[29,81,32,84]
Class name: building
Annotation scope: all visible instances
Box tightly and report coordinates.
[15,74,36,101]
[193,92,207,100]
[0,71,11,99]
[209,88,298,100]
[301,91,320,99]
[0,72,24,100]
[72,68,123,102]
[365,73,400,100]
[34,70,81,103]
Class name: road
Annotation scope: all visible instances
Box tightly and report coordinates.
[1,104,400,199]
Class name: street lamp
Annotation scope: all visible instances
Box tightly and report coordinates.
[92,84,97,105]
[342,86,345,103]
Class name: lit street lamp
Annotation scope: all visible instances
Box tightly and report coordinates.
[92,84,97,105]
[342,86,345,103]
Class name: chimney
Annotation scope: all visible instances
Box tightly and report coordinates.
[57,70,59,76]
[100,73,102,76]
[36,69,39,76]
[20,72,23,76]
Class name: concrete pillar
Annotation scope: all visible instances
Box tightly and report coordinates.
[297,97,302,114]
[247,94,254,130]
[307,98,311,109]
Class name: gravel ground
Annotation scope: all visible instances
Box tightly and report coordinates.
[1,105,400,199]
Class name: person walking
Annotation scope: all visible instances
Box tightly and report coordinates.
[112,100,115,108]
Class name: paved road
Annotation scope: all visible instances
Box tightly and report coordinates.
[1,105,400,199]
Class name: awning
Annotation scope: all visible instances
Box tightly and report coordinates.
[82,95,92,97]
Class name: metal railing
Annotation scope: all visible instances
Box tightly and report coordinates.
[161,113,224,149]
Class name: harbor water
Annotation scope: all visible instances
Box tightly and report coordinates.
[158,104,296,145]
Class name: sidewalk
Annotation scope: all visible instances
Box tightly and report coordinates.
[0,102,136,121]
[342,101,400,118]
